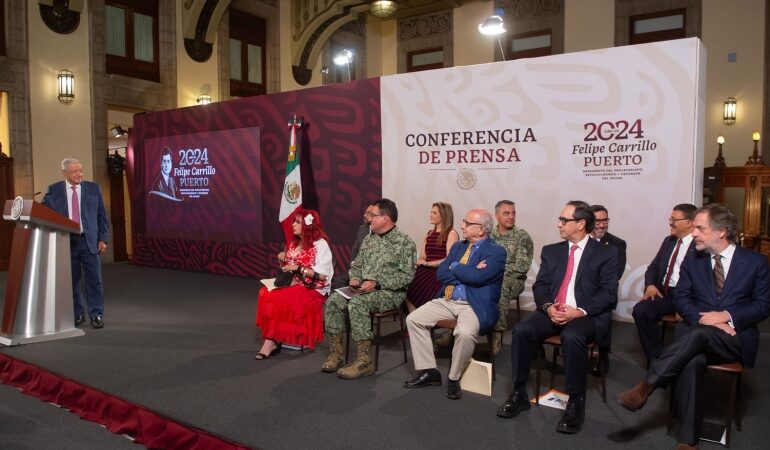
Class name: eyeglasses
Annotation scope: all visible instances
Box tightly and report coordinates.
[669,217,689,224]
[462,219,484,228]
[558,217,580,225]
[595,218,610,224]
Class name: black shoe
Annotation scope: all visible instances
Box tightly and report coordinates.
[74,314,86,327]
[556,395,585,434]
[446,379,462,400]
[255,343,282,360]
[590,356,609,378]
[497,389,531,418]
[404,369,442,388]
[90,315,104,329]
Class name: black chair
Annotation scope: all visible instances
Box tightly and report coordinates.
[344,307,408,371]
[432,319,496,380]
[534,334,606,405]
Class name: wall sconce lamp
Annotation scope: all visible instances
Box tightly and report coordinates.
[110,125,128,138]
[747,131,763,166]
[478,9,507,62]
[196,94,212,105]
[370,1,398,18]
[723,97,737,125]
[714,135,726,168]
[57,69,74,103]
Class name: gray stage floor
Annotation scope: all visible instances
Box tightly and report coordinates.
[0,263,768,449]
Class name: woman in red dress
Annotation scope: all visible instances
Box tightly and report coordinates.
[255,209,333,359]
[405,202,459,312]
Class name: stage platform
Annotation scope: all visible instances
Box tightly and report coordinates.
[1,263,768,449]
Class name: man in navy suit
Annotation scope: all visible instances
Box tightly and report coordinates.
[618,203,770,449]
[589,204,626,376]
[404,208,506,400]
[497,200,618,434]
[632,203,697,364]
[42,158,109,328]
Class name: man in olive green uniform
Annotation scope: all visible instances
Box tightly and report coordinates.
[322,198,416,379]
[489,200,534,354]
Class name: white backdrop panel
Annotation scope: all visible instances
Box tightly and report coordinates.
[381,38,706,321]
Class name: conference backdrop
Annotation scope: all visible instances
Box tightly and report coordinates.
[127,79,382,277]
[381,38,705,320]
[128,38,705,321]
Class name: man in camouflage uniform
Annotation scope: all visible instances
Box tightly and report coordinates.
[489,200,534,354]
[322,198,416,379]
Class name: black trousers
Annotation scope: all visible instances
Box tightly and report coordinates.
[510,310,595,396]
[647,324,741,445]
[632,293,676,362]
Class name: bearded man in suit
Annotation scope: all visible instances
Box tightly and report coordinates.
[618,203,770,449]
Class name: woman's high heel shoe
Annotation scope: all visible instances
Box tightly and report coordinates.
[255,342,282,360]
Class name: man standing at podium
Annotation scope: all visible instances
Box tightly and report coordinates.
[42,158,109,328]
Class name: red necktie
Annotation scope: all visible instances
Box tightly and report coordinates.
[662,239,683,295]
[554,244,579,307]
[71,186,80,224]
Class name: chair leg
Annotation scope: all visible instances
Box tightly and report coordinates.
[735,374,743,431]
[399,312,408,365]
[725,372,738,447]
[487,338,496,381]
[667,381,676,434]
[535,355,542,406]
[515,296,521,323]
[548,346,559,391]
[374,316,381,372]
[345,313,351,364]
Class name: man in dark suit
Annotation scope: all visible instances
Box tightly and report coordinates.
[632,203,697,364]
[497,200,618,434]
[150,146,178,199]
[404,208,506,400]
[589,204,627,376]
[618,203,770,449]
[42,158,109,328]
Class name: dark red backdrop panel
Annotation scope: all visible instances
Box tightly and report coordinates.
[126,79,382,278]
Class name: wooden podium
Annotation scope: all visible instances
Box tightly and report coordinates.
[0,197,84,345]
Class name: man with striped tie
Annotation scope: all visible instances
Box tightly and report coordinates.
[618,204,770,449]
[497,200,619,434]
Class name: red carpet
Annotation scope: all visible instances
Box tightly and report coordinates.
[0,353,250,450]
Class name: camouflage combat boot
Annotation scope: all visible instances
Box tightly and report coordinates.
[321,334,344,373]
[336,340,374,379]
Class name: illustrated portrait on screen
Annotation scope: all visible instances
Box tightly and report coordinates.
[150,146,181,201]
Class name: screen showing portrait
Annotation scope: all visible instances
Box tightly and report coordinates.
[144,127,262,243]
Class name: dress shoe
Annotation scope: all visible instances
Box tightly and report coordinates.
[496,389,530,418]
[404,369,442,388]
[556,394,585,434]
[446,379,462,400]
[90,315,104,329]
[617,380,655,412]
[676,443,698,450]
[74,314,86,327]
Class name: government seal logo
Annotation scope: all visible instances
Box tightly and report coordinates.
[283,181,301,204]
[457,168,476,190]
[11,196,24,220]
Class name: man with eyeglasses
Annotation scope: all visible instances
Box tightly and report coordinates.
[631,203,697,365]
[322,198,416,379]
[618,204,770,449]
[588,204,627,376]
[404,208,506,399]
[331,203,374,289]
[489,200,534,355]
[497,200,618,434]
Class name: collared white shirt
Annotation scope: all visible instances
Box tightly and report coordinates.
[66,181,83,233]
[565,234,590,310]
[667,233,694,287]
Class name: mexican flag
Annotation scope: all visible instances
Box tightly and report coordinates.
[279,116,303,244]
